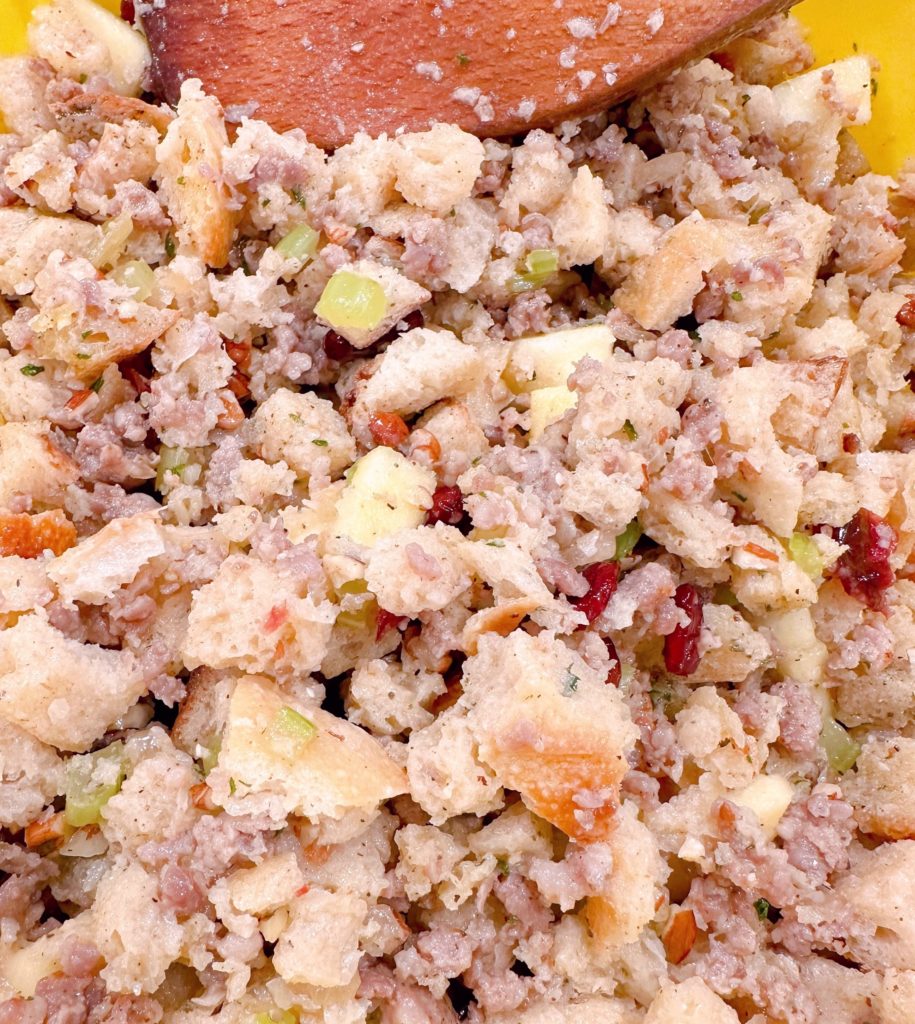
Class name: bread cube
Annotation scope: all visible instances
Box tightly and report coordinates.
[228,852,304,917]
[0,422,79,510]
[273,889,367,988]
[0,208,101,296]
[48,515,165,605]
[393,124,485,216]
[845,738,915,840]
[0,718,63,828]
[0,612,145,752]
[182,554,335,676]
[155,79,237,267]
[466,631,638,843]
[251,389,356,481]
[645,978,740,1024]
[217,675,406,820]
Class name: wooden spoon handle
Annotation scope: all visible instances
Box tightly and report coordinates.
[143,0,795,149]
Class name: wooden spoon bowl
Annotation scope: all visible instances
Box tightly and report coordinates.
[143,0,795,149]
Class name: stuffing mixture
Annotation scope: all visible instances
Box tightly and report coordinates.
[1,2,915,1023]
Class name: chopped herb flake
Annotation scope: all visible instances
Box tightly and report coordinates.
[164,234,176,259]
[312,438,329,447]
[76,353,90,359]
[81,329,92,338]
[89,377,104,393]
[562,667,580,696]
[870,77,878,96]
[688,329,701,342]
[732,491,748,503]
[496,857,510,876]
[754,898,771,920]
[485,539,505,547]
[176,175,186,185]
[291,186,307,209]
[289,413,303,423]
[228,778,236,795]
[622,419,638,441]
[730,290,744,302]
[456,53,471,66]
[20,364,44,376]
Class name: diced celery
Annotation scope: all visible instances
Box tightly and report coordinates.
[64,742,126,827]
[820,715,861,773]
[275,224,319,265]
[113,259,155,302]
[254,1010,297,1024]
[337,578,368,597]
[510,249,560,292]
[787,532,824,578]
[525,249,559,277]
[614,518,642,561]
[156,445,190,491]
[272,706,317,745]
[200,736,221,775]
[315,271,387,332]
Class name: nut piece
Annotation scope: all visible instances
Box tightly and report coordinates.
[663,908,698,965]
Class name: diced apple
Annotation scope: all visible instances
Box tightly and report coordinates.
[28,0,150,97]
[761,607,828,690]
[217,676,406,820]
[772,56,872,130]
[504,322,614,393]
[730,773,794,840]
[528,386,577,440]
[333,446,435,547]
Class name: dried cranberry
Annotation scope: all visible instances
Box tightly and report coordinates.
[709,50,736,72]
[426,485,465,527]
[375,607,407,642]
[398,309,424,333]
[842,433,861,454]
[664,584,703,676]
[571,562,620,626]
[896,298,915,329]
[323,330,361,363]
[832,508,898,612]
[604,638,622,686]
[369,412,410,448]
[120,0,135,22]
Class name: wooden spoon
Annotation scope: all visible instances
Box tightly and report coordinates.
[142,0,795,150]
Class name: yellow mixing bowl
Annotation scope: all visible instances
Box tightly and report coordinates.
[0,0,911,174]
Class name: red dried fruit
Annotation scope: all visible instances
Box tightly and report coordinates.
[710,50,736,72]
[426,485,464,526]
[120,0,135,22]
[395,309,425,334]
[664,584,703,676]
[375,607,408,642]
[842,432,861,454]
[323,330,360,363]
[571,561,620,625]
[833,508,898,612]
[604,638,622,686]
[896,298,915,328]
[369,412,410,448]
